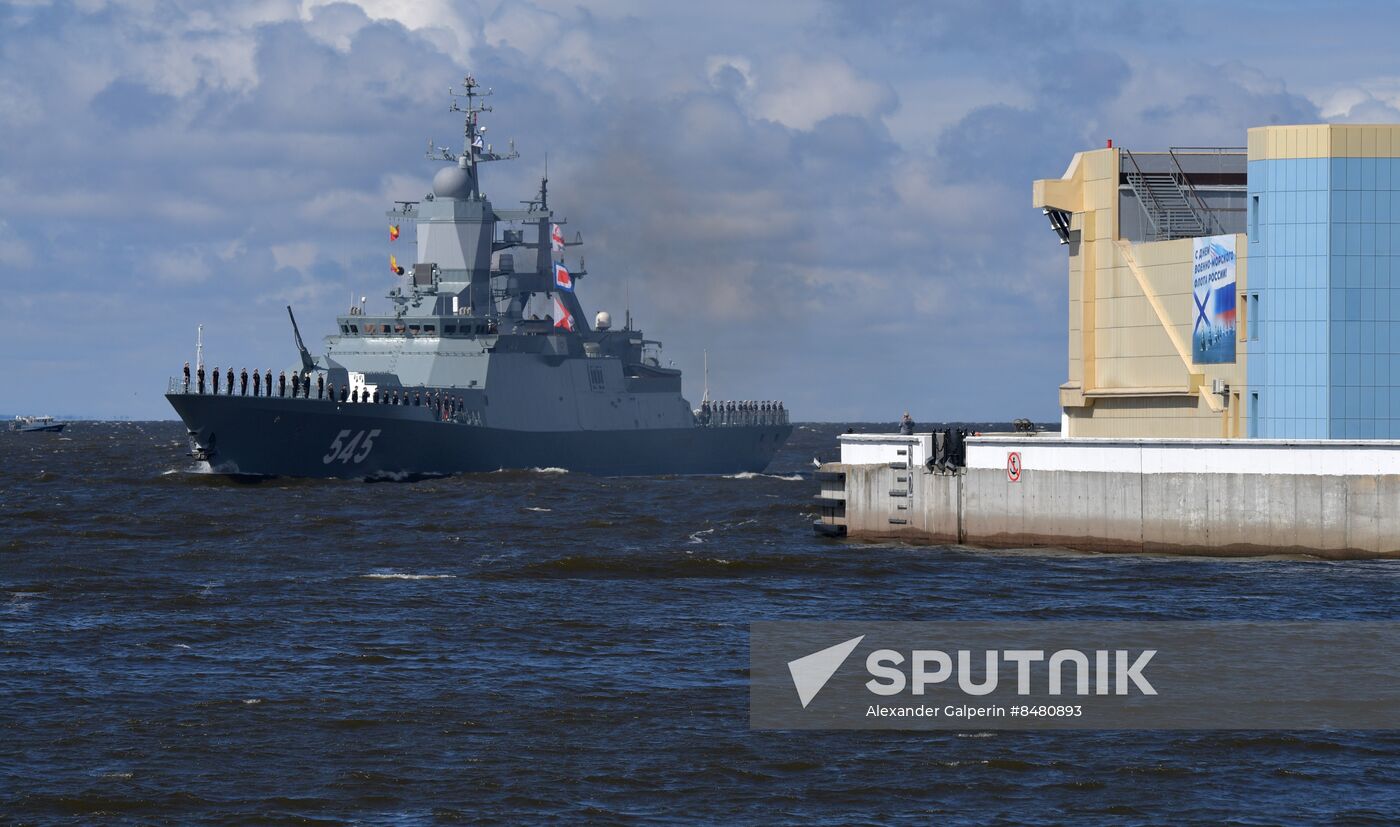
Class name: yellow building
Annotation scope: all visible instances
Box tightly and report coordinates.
[1037,125,1400,440]
[1034,144,1248,437]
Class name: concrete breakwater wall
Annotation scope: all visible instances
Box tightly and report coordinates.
[817,435,1400,559]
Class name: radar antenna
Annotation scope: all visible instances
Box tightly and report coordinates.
[428,75,520,166]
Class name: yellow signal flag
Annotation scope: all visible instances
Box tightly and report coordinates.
[390,254,404,275]
[389,224,400,241]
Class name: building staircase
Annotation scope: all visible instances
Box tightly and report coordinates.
[1123,149,1221,241]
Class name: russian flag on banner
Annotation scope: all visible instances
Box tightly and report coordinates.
[554,294,575,331]
[554,261,574,292]
[551,223,565,253]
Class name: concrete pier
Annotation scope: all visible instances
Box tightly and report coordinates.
[816,434,1400,559]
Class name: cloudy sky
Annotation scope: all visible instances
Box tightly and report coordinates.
[2,0,1397,420]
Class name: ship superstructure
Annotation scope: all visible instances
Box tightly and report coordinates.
[166,76,791,478]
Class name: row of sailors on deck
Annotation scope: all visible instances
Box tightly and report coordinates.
[697,399,787,426]
[181,362,464,418]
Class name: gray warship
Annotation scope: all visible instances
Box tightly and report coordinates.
[166,76,792,479]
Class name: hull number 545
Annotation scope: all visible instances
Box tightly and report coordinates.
[322,429,381,464]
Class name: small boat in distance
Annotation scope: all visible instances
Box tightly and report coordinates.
[10,415,65,433]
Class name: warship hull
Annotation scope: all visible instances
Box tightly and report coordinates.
[167,393,792,479]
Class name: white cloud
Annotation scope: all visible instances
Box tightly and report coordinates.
[271,241,318,271]
[706,55,754,94]
[303,0,477,57]
[147,248,214,284]
[1312,80,1400,122]
[0,220,34,267]
[747,55,895,131]
[483,1,607,90]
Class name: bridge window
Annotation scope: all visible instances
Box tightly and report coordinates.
[424,325,436,334]
[445,324,458,335]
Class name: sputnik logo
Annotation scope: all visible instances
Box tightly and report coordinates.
[787,635,864,708]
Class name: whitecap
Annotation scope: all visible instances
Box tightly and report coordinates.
[524,506,552,512]
[242,698,262,705]
[529,466,568,474]
[688,528,716,545]
[724,472,803,481]
[362,572,456,580]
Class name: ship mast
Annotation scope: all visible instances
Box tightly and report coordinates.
[426,75,519,201]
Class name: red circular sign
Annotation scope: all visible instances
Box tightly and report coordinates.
[1007,451,1022,483]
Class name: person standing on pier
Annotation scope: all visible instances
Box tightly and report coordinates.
[899,411,914,435]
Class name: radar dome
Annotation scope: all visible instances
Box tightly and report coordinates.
[595,311,612,330]
[432,164,474,199]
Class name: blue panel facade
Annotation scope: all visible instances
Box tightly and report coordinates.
[1246,157,1331,438]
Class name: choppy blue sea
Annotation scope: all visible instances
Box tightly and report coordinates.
[2,422,1398,824]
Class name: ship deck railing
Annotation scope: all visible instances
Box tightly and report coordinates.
[169,379,790,428]
[166,377,484,424]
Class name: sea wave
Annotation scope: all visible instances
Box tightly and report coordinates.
[362,572,457,580]
[724,471,804,481]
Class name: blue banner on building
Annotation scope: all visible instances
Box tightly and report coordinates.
[1192,235,1236,365]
